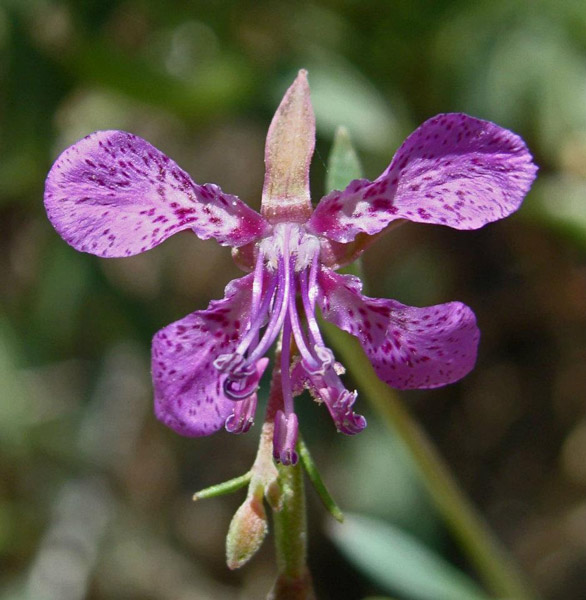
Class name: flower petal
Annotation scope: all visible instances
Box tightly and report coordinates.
[45,131,269,257]
[152,274,255,436]
[308,113,537,242]
[318,269,479,389]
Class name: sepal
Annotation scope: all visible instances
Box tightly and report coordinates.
[261,70,315,224]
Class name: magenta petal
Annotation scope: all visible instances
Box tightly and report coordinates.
[308,113,537,242]
[44,131,269,257]
[152,274,254,437]
[318,269,480,389]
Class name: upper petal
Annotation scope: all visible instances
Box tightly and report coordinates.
[44,130,269,257]
[152,274,254,437]
[308,113,537,242]
[318,269,479,389]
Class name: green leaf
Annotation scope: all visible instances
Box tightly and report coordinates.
[193,472,251,501]
[326,127,366,279]
[327,514,491,600]
[326,126,364,192]
[298,436,344,523]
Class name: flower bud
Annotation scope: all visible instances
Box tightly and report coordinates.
[226,493,268,570]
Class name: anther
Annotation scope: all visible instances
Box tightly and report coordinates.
[273,410,299,465]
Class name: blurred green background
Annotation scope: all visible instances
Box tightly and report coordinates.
[1,1,586,599]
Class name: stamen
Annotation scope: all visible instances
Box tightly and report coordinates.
[246,251,292,366]
[225,394,257,434]
[214,274,277,380]
[307,250,319,310]
[300,263,326,347]
[314,346,335,369]
[213,352,246,373]
[250,247,266,320]
[311,368,367,435]
[224,373,261,400]
[280,313,294,416]
[235,274,278,355]
[225,356,269,401]
[288,275,323,373]
[273,410,299,465]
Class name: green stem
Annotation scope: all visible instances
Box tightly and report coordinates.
[266,344,315,600]
[269,461,315,600]
[323,322,539,600]
[274,460,309,579]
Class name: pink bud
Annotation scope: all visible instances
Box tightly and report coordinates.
[226,493,268,569]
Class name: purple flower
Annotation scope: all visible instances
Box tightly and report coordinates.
[44,71,536,465]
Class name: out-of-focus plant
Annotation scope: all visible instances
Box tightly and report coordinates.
[3,1,586,599]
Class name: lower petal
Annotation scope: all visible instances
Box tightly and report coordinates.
[152,274,254,436]
[318,269,479,389]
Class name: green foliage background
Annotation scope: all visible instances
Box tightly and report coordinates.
[1,1,586,598]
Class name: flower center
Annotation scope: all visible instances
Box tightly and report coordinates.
[214,222,365,463]
[259,223,321,271]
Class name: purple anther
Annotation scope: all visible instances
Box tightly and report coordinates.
[331,389,367,434]
[302,345,335,375]
[273,410,299,465]
[224,357,269,401]
[225,394,258,434]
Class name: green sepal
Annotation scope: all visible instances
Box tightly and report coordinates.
[298,436,344,523]
[193,471,252,501]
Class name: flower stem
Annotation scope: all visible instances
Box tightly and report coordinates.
[266,343,315,600]
[323,322,540,600]
[269,460,315,600]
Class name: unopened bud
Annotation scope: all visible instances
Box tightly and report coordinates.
[226,493,268,570]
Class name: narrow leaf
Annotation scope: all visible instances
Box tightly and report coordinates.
[298,436,344,523]
[328,514,491,600]
[193,472,251,501]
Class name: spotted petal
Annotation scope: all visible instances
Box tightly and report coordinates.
[308,113,537,242]
[152,274,255,437]
[45,131,269,257]
[318,269,479,389]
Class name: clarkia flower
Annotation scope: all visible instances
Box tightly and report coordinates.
[44,70,536,465]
